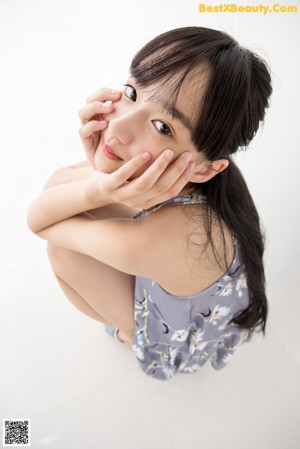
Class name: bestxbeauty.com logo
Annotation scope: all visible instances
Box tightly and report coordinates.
[198,3,298,14]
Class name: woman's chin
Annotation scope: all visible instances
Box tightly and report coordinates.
[93,149,115,173]
[93,149,105,171]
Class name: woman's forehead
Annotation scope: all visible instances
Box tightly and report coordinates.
[160,67,209,129]
[176,68,210,119]
[133,65,210,129]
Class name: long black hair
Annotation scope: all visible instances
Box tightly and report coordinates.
[130,27,272,339]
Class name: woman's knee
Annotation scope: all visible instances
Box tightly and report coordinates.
[47,242,60,260]
[47,244,87,280]
[47,243,68,275]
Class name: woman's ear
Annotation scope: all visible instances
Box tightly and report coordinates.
[189,159,229,183]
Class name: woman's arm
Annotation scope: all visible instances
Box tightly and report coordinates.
[36,214,148,276]
[41,161,138,221]
[27,177,104,234]
[28,152,151,234]
[43,160,93,190]
[28,148,194,235]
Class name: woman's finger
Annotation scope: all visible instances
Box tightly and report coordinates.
[115,151,194,209]
[143,162,195,208]
[104,152,152,190]
[122,150,191,198]
[79,101,114,125]
[124,150,175,195]
[86,88,121,104]
[146,151,193,196]
[79,120,108,139]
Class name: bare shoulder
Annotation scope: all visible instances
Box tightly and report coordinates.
[136,203,235,296]
[44,160,93,190]
[68,160,91,169]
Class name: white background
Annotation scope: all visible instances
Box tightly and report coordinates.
[0,1,299,448]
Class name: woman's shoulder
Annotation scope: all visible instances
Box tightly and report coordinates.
[135,202,236,296]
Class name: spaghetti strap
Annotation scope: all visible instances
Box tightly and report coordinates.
[134,193,206,219]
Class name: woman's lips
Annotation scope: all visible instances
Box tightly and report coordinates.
[102,144,123,161]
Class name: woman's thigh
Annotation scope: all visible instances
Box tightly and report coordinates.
[48,244,136,337]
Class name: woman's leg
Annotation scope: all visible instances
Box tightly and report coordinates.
[47,243,135,344]
[53,274,110,323]
[47,203,140,344]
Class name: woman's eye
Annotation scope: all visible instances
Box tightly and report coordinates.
[124,85,137,102]
[153,120,172,137]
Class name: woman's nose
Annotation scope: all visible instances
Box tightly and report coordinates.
[107,108,142,145]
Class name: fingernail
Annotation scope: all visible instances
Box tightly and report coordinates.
[164,149,174,160]
[110,89,120,95]
[188,162,195,172]
[141,152,151,160]
[183,152,192,163]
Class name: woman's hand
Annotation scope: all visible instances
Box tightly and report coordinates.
[87,149,195,210]
[28,148,194,234]
[79,88,122,167]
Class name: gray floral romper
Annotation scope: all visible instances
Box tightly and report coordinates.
[132,194,249,381]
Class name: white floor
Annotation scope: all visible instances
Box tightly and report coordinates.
[1,260,300,448]
[1,1,300,448]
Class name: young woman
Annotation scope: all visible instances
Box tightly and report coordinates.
[28,27,272,381]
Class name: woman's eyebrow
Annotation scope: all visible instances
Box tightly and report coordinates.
[164,104,194,134]
[144,92,194,133]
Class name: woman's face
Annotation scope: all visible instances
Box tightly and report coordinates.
[94,72,208,178]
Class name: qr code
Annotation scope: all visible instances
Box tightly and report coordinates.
[2,420,31,447]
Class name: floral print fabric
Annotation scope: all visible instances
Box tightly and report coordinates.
[132,195,249,381]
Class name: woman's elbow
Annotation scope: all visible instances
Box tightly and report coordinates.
[27,204,42,235]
